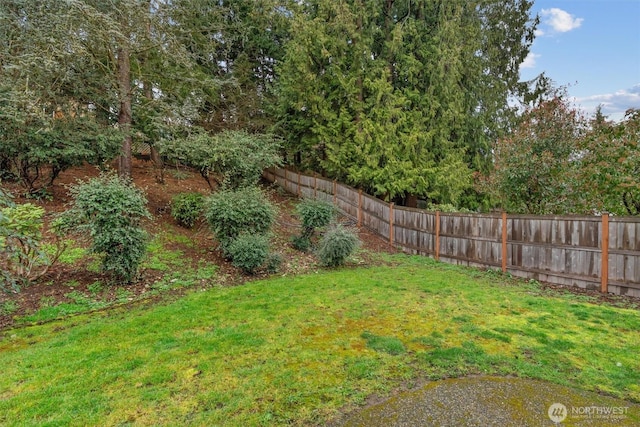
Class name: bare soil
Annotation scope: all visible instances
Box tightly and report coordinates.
[0,160,398,331]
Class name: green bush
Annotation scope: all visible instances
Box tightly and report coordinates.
[316,225,360,267]
[426,203,472,213]
[265,252,283,274]
[0,188,64,291]
[59,174,151,283]
[0,99,122,193]
[296,198,335,239]
[171,192,205,228]
[226,234,269,274]
[204,186,276,252]
[159,129,281,190]
[291,235,311,252]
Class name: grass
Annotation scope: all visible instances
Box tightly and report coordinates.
[143,232,187,271]
[43,239,87,264]
[0,301,18,316]
[0,255,639,426]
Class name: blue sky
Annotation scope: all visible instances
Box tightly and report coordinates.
[519,0,640,121]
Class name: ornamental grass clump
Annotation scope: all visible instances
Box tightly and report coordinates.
[315,225,360,267]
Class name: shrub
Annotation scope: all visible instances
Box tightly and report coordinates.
[296,198,335,239]
[204,186,276,252]
[291,235,311,252]
[265,252,283,274]
[0,188,64,291]
[226,234,269,274]
[0,98,122,194]
[426,203,472,213]
[59,174,151,283]
[159,129,282,190]
[171,192,205,228]
[316,225,360,267]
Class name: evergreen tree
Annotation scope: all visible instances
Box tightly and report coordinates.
[274,0,538,206]
[169,0,296,133]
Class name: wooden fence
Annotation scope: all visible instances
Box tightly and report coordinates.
[264,168,640,297]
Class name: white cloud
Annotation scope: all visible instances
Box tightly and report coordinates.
[521,52,540,69]
[576,85,640,121]
[540,8,583,33]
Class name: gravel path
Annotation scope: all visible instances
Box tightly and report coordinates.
[338,376,639,426]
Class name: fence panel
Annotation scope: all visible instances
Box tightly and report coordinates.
[361,194,389,238]
[507,216,603,290]
[608,218,640,296]
[438,214,502,267]
[336,184,359,219]
[393,207,436,255]
[313,177,333,202]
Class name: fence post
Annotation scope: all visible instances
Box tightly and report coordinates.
[333,180,337,205]
[297,172,301,197]
[435,211,440,261]
[357,189,363,227]
[389,202,394,244]
[601,213,609,293]
[502,211,508,273]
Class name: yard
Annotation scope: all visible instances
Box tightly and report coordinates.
[1,161,639,426]
[1,256,639,425]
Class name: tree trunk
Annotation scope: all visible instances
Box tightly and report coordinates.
[117,46,132,179]
[406,194,418,208]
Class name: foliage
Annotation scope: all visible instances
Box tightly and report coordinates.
[169,0,296,132]
[0,300,18,315]
[0,188,64,291]
[204,186,276,252]
[315,225,360,267]
[578,108,640,215]
[291,235,312,253]
[275,0,537,205]
[265,252,283,274]
[481,94,587,214]
[425,203,473,213]
[295,198,335,239]
[59,174,151,283]
[159,129,282,190]
[0,0,212,179]
[226,234,270,274]
[0,84,122,192]
[171,192,205,228]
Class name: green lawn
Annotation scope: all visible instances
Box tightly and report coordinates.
[1,255,639,426]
